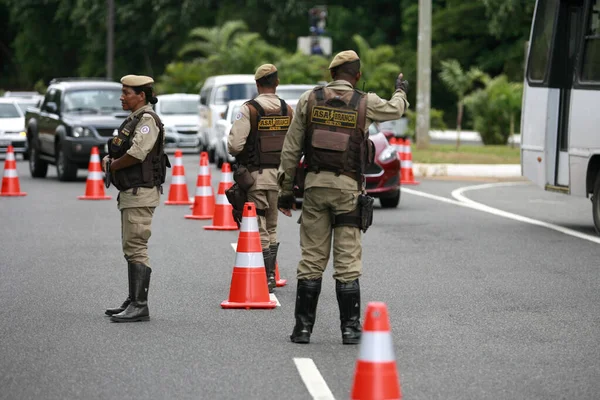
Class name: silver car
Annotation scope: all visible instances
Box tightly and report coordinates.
[0,98,28,157]
[155,94,201,149]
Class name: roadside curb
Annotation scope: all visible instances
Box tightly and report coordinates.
[413,163,521,178]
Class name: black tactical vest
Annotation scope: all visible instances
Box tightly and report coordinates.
[236,98,292,172]
[108,110,168,191]
[305,86,368,182]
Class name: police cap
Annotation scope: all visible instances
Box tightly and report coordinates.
[120,75,154,87]
[254,64,278,81]
[328,50,360,70]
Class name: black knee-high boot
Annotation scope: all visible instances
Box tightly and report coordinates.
[290,278,322,344]
[336,279,362,344]
[111,262,151,323]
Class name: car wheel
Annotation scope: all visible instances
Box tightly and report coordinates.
[29,143,48,178]
[593,173,600,235]
[380,189,400,208]
[56,144,78,181]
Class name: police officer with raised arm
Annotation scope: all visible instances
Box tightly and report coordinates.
[228,64,293,293]
[277,51,409,344]
[102,75,169,323]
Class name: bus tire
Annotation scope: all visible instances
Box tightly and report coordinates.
[593,173,600,235]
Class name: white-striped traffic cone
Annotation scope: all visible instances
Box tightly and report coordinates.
[204,162,237,230]
[165,149,192,205]
[351,301,401,400]
[221,202,276,309]
[78,146,111,200]
[1,145,26,196]
[185,152,214,219]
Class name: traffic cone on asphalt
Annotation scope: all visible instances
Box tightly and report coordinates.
[78,146,111,200]
[398,138,420,185]
[165,149,192,205]
[275,261,287,287]
[1,145,26,197]
[205,162,238,231]
[185,152,215,219]
[221,202,277,309]
[351,302,401,400]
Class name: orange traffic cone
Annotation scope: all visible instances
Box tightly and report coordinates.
[351,302,401,400]
[1,145,26,196]
[399,138,419,185]
[165,149,192,205]
[275,260,287,287]
[205,162,238,231]
[221,202,277,309]
[185,152,214,219]
[77,146,111,200]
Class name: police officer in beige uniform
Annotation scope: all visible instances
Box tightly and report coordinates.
[228,64,293,293]
[277,51,409,344]
[102,75,168,323]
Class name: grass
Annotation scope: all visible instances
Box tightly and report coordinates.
[411,144,520,164]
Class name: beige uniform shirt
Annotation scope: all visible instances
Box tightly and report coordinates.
[227,93,291,191]
[278,80,409,192]
[118,104,163,210]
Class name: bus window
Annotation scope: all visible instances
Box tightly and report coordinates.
[581,0,600,82]
[527,0,559,83]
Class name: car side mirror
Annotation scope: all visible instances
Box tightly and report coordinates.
[46,102,57,113]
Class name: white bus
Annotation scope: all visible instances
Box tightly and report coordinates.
[521,0,600,232]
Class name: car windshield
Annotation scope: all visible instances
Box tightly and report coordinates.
[160,99,198,115]
[214,84,256,105]
[0,103,22,118]
[229,105,242,123]
[15,101,38,113]
[63,89,121,114]
[370,119,406,136]
[277,88,311,101]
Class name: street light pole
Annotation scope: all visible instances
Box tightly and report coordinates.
[106,0,114,80]
[416,0,431,149]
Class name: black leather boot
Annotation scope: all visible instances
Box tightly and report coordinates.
[111,263,151,323]
[336,279,362,345]
[263,248,276,294]
[290,278,322,344]
[268,243,279,290]
[105,263,132,316]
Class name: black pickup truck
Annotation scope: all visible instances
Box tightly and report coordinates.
[25,78,127,181]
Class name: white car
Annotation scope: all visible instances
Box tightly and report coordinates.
[277,84,317,110]
[214,99,248,168]
[0,98,28,157]
[155,94,200,149]
[198,75,257,162]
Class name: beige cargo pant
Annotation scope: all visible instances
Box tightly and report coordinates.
[121,206,155,266]
[298,187,362,283]
[247,189,278,249]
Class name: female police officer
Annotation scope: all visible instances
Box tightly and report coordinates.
[102,75,168,323]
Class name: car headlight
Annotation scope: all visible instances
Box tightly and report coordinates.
[378,145,398,163]
[19,131,26,137]
[72,126,93,138]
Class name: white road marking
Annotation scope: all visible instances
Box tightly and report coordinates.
[401,183,600,245]
[231,243,281,307]
[293,358,335,400]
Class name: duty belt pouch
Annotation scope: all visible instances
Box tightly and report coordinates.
[233,165,255,191]
[358,193,375,233]
[225,183,247,212]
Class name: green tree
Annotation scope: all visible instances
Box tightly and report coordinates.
[439,59,486,149]
[352,34,400,98]
[178,20,250,61]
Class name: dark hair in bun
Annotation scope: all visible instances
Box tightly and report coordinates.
[133,85,158,104]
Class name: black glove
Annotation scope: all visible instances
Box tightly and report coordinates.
[278,193,295,210]
[395,75,409,93]
[232,209,242,229]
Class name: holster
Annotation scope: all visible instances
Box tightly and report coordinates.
[225,183,247,213]
[233,165,255,192]
[332,194,374,233]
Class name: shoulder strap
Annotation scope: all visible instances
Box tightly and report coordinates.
[279,99,288,116]
[140,111,165,155]
[247,99,265,116]
[349,90,363,110]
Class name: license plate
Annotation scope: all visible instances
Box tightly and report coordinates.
[0,140,10,147]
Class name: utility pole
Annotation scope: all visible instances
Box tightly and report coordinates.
[106,0,114,80]
[416,0,431,149]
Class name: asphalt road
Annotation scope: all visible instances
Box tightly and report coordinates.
[1,153,599,400]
